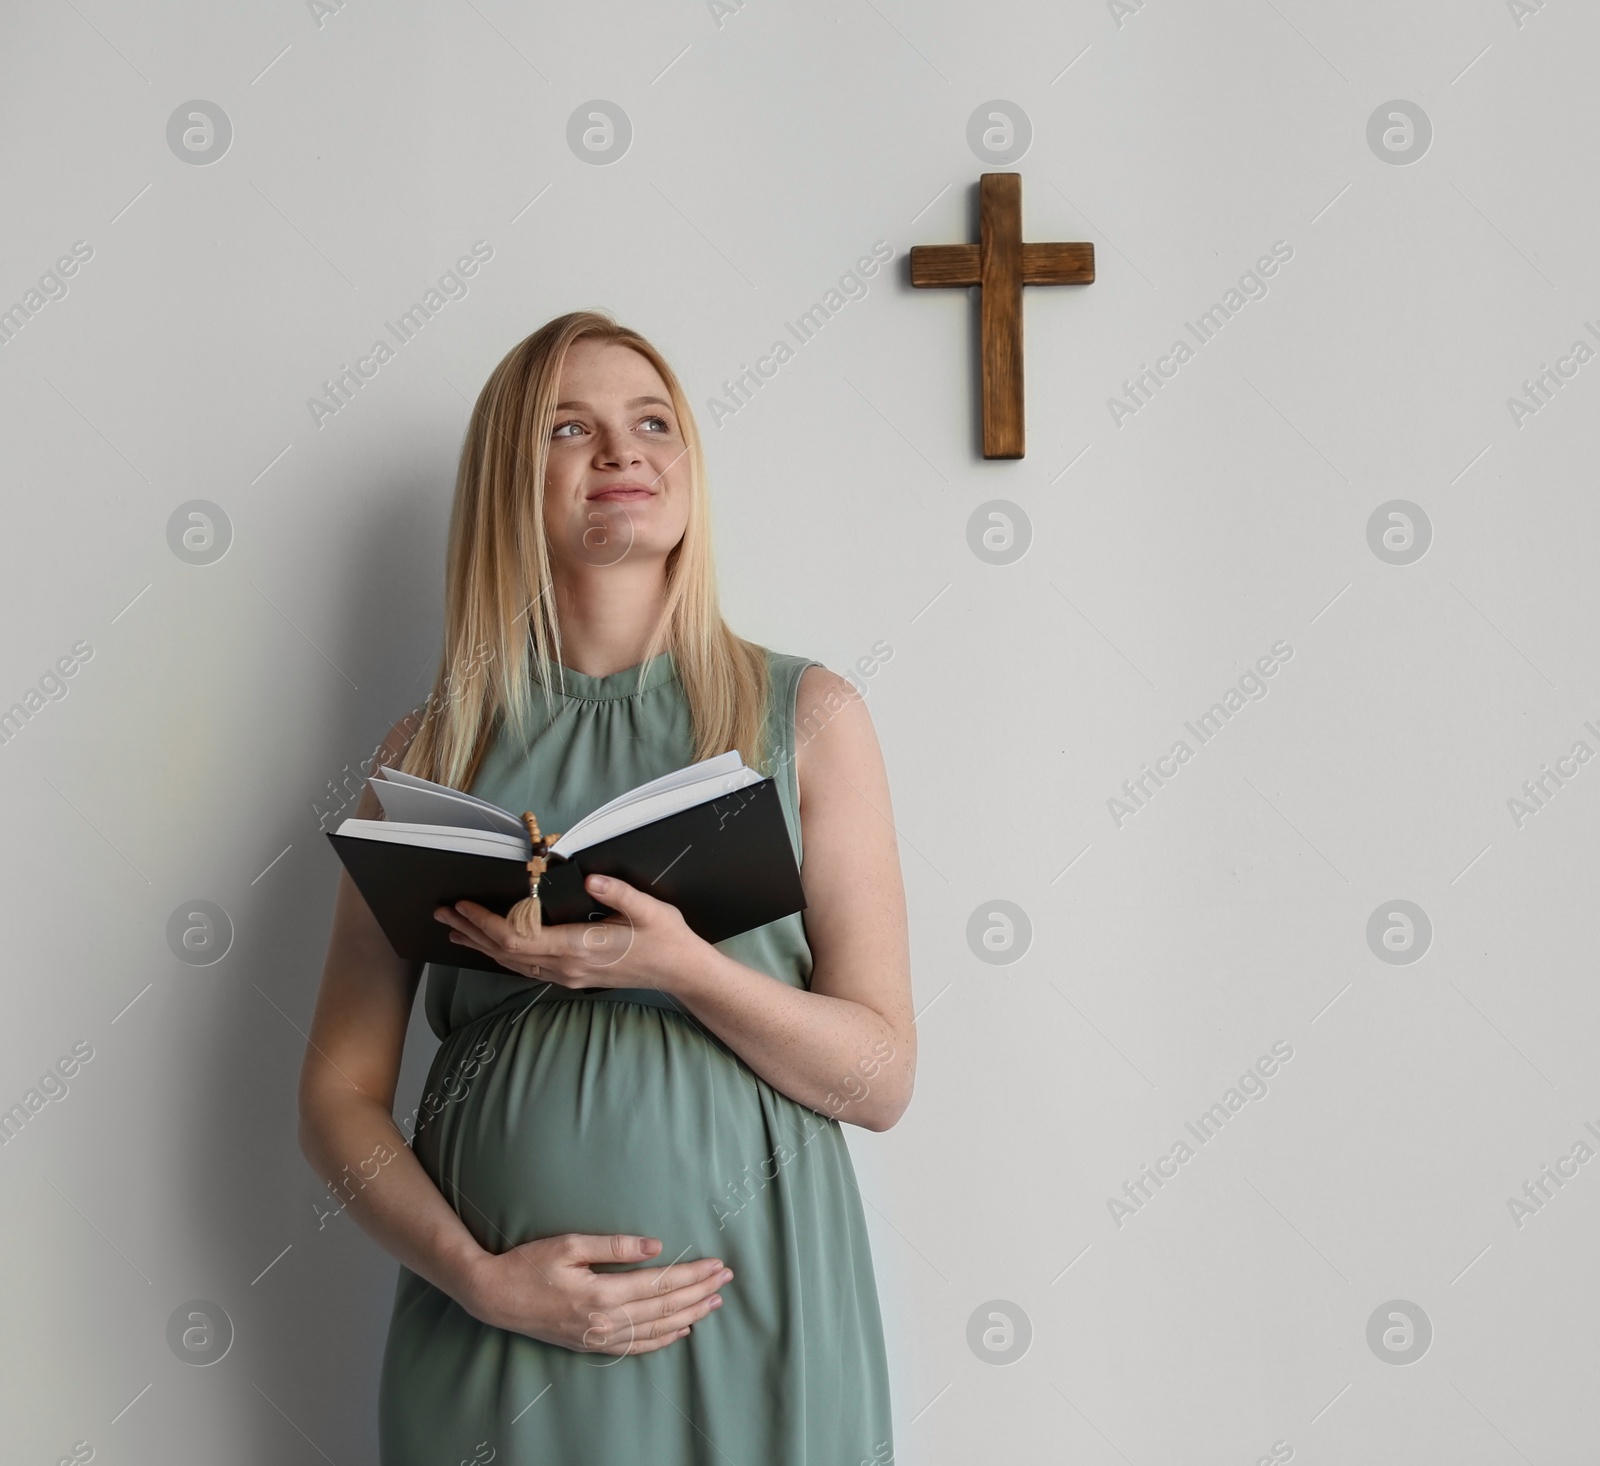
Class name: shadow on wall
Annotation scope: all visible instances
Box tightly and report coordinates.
[176,446,455,1464]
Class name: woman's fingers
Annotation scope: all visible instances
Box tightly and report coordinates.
[558,1232,673,1267]
[578,1245,732,1355]
[591,1254,732,1309]
[454,900,575,959]
[590,1288,727,1354]
[435,903,555,958]
[593,1325,688,1356]
[604,1267,732,1323]
[486,1235,733,1354]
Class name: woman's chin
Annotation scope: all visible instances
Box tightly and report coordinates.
[553,511,685,570]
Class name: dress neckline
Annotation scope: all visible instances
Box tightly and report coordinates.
[533,649,679,702]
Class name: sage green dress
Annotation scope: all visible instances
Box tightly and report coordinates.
[378,647,894,1466]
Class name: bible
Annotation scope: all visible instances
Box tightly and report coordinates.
[325,750,807,975]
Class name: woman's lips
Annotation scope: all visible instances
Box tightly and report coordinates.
[587,488,655,501]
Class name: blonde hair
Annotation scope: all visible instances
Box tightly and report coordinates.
[398,310,771,792]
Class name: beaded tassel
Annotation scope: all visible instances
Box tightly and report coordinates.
[506,811,562,937]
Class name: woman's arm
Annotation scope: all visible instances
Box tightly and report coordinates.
[297,718,490,1301]
[662,665,917,1131]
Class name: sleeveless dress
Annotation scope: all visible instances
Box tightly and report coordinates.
[377,647,894,1466]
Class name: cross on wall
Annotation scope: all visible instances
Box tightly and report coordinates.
[910,172,1095,459]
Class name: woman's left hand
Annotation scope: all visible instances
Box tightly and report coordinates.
[434,873,705,994]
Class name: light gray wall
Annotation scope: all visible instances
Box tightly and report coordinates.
[3,0,1596,1461]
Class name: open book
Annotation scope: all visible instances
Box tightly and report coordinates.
[325,751,807,975]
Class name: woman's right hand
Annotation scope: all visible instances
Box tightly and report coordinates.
[462,1233,733,1355]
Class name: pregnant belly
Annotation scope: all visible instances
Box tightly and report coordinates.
[381,994,894,1466]
[411,993,796,1266]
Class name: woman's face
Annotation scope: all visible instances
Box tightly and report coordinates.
[542,338,692,574]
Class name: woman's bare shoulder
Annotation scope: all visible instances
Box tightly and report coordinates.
[792,663,884,798]
[794,662,860,721]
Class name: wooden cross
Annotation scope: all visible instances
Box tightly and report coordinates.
[910,172,1094,459]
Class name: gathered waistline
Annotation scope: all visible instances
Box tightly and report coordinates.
[481,982,689,1023]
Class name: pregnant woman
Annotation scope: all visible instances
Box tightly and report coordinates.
[298,310,915,1466]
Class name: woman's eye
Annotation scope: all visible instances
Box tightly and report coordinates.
[642,415,670,432]
[552,420,583,438]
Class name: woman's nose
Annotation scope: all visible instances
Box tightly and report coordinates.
[594,426,642,465]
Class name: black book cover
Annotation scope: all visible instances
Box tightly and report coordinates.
[325,776,806,976]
